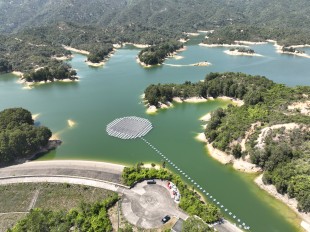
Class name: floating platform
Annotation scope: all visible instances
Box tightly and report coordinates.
[106,116,152,139]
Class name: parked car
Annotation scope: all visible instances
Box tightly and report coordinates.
[147,179,156,184]
[161,215,171,223]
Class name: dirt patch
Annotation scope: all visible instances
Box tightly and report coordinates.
[288,101,310,116]
[256,123,300,149]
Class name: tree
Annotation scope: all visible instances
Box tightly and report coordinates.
[0,58,12,73]
[182,216,211,232]
[0,108,33,130]
[0,108,52,163]
[232,144,242,158]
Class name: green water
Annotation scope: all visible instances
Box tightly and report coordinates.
[1,39,309,231]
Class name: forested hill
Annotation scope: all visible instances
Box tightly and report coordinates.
[1,0,310,34]
[144,73,310,212]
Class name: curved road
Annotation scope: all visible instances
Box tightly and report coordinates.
[0,161,188,228]
[0,160,241,231]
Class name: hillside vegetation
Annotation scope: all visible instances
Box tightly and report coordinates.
[9,194,119,232]
[1,0,310,34]
[0,21,182,74]
[204,25,310,46]
[144,72,310,213]
[0,108,52,164]
[1,0,310,75]
[138,41,183,66]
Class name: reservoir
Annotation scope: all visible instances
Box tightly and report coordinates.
[1,37,309,231]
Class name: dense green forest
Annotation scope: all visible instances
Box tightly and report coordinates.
[1,0,310,35]
[1,0,310,75]
[122,164,221,223]
[9,194,118,232]
[0,22,182,74]
[0,108,52,164]
[204,25,310,46]
[0,59,12,73]
[144,72,310,212]
[144,72,274,106]
[23,63,77,82]
[138,41,183,65]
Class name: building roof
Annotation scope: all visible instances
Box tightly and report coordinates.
[171,218,184,232]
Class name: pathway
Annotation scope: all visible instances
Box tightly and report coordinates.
[141,137,250,231]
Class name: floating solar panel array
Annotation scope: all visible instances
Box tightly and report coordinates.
[106,116,152,139]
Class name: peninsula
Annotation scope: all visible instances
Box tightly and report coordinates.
[0,108,57,166]
[138,42,184,67]
[144,72,310,228]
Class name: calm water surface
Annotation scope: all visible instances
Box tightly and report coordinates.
[1,38,309,231]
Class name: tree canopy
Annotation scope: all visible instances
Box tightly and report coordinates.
[138,41,183,65]
[0,108,52,163]
[24,63,77,82]
[9,194,118,232]
[182,216,212,232]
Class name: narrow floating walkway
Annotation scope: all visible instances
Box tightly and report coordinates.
[106,116,250,230]
[140,137,251,231]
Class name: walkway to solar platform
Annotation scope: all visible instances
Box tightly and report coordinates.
[106,116,250,231]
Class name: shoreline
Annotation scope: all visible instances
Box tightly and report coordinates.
[197,30,214,34]
[12,71,24,77]
[145,96,244,114]
[199,43,249,48]
[271,42,310,59]
[85,60,105,67]
[197,107,309,230]
[193,61,212,66]
[62,45,90,55]
[279,51,310,59]
[195,133,261,173]
[136,57,161,68]
[224,50,263,57]
[184,32,200,36]
[234,40,268,45]
[255,175,310,230]
[178,38,188,43]
[21,78,79,89]
[85,49,116,67]
[163,62,212,67]
[123,42,150,49]
[1,140,62,168]
[52,55,73,61]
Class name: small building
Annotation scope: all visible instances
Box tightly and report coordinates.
[171,218,184,232]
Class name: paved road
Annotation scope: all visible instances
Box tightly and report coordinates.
[0,175,126,192]
[0,161,240,231]
[0,161,189,230]
[213,220,244,232]
[0,160,124,184]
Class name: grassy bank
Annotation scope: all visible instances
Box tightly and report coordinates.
[0,183,115,231]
